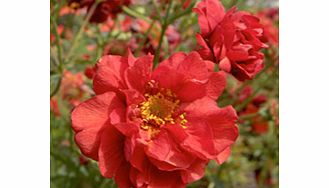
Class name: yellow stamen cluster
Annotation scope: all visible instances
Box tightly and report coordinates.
[139,88,188,132]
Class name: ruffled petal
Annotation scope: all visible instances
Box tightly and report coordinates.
[71,92,124,160]
[98,125,125,178]
[114,161,133,188]
[93,55,128,95]
[146,128,195,170]
[153,52,209,102]
[206,71,226,100]
[181,97,238,160]
[125,55,153,93]
[180,159,208,183]
[196,33,215,61]
[215,147,232,164]
[194,0,225,36]
[141,164,186,188]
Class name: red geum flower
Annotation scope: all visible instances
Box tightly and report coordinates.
[194,0,267,81]
[71,51,238,187]
[68,0,131,23]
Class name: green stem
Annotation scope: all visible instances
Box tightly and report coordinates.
[50,16,63,98]
[167,2,196,25]
[122,6,151,23]
[65,1,99,62]
[151,0,163,24]
[239,112,259,120]
[153,1,173,67]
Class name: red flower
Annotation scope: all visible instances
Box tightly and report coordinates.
[50,99,61,117]
[84,66,96,80]
[243,103,269,134]
[194,0,267,81]
[68,0,131,23]
[50,24,64,43]
[71,51,238,187]
[257,8,279,47]
[238,87,268,134]
[52,70,90,108]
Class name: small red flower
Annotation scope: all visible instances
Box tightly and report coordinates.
[194,0,267,81]
[71,51,238,187]
[50,24,64,43]
[50,99,61,117]
[84,66,96,80]
[51,70,90,112]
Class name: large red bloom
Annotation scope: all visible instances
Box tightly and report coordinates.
[71,51,238,187]
[194,0,267,81]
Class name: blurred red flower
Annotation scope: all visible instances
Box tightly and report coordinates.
[51,70,88,116]
[84,66,96,80]
[50,99,61,117]
[50,24,64,43]
[238,86,268,134]
[68,0,131,23]
[257,8,279,47]
[71,51,238,187]
[194,0,267,81]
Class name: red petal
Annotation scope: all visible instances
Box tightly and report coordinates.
[146,128,195,170]
[177,51,208,81]
[182,98,238,160]
[158,52,187,69]
[125,55,153,93]
[206,71,227,100]
[180,159,208,183]
[153,52,209,102]
[93,55,128,94]
[114,161,133,188]
[194,0,225,36]
[147,165,186,188]
[98,125,125,178]
[205,0,226,31]
[121,89,145,106]
[219,57,231,72]
[114,123,139,137]
[196,33,214,61]
[215,147,232,164]
[152,64,206,102]
[71,92,124,160]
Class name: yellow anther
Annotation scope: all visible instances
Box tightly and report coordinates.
[138,82,188,136]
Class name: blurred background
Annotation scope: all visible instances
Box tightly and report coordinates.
[50,0,278,187]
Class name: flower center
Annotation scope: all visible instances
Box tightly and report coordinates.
[138,83,187,133]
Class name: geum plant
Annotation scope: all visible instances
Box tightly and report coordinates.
[51,0,277,187]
